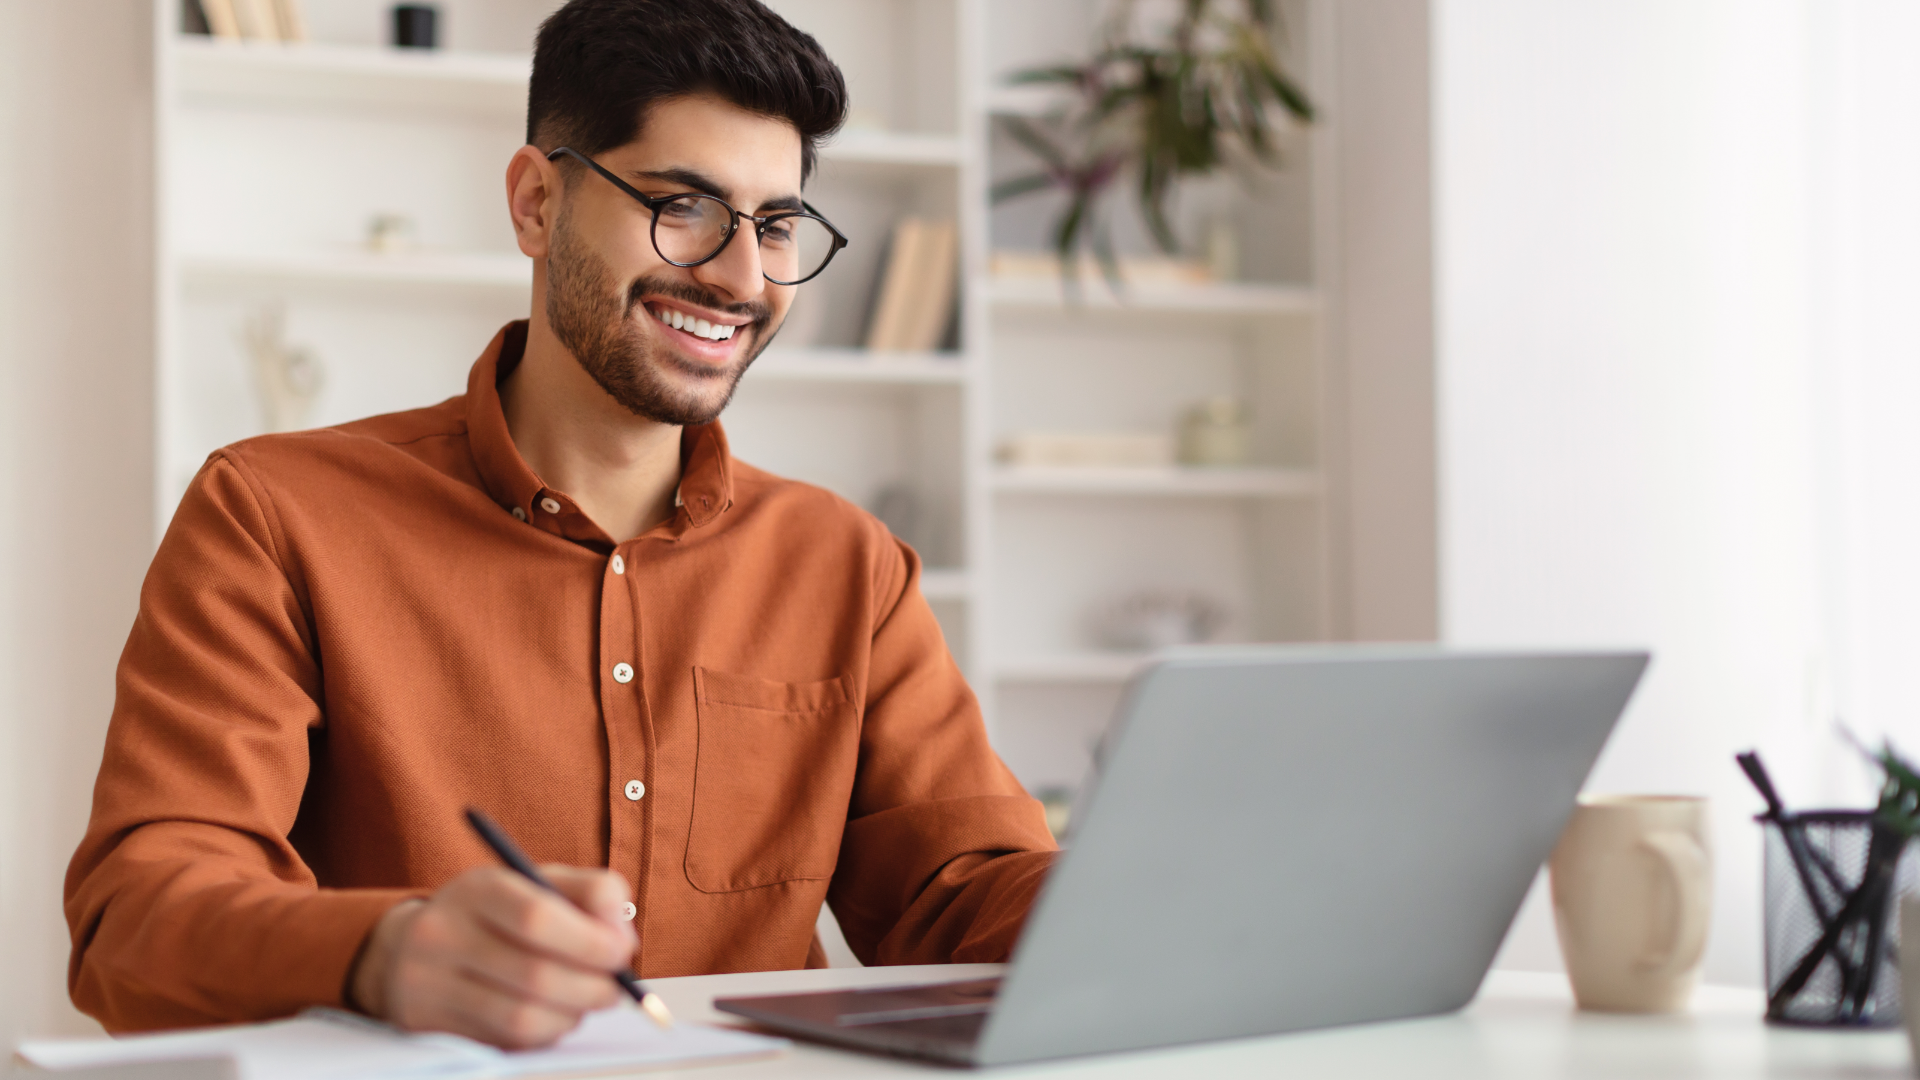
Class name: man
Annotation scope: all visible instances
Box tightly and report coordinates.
[65,0,1055,1050]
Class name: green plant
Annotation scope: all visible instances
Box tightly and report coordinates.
[991,0,1316,290]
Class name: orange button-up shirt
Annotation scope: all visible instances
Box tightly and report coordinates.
[66,323,1056,1032]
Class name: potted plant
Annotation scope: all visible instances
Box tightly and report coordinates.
[992,0,1316,291]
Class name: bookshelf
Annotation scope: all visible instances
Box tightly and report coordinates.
[150,0,1347,798]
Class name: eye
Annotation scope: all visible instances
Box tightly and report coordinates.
[760,220,796,246]
[657,198,703,221]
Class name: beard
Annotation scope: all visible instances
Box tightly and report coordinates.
[544,212,776,426]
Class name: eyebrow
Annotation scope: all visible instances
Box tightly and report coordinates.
[631,166,804,215]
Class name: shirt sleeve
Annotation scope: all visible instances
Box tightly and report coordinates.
[826,534,1059,965]
[65,454,417,1032]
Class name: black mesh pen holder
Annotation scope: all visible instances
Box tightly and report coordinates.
[1762,810,1917,1026]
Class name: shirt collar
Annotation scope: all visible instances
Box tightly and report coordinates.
[464,321,736,544]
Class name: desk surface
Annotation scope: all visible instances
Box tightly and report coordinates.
[640,965,1912,1078]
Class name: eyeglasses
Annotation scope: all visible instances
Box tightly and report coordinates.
[547,147,849,286]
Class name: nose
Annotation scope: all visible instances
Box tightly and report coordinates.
[691,218,767,303]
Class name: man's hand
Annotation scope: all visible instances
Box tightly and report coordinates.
[350,865,636,1048]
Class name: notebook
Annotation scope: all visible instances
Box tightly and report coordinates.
[15,1004,786,1080]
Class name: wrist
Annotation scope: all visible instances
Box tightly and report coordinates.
[348,899,424,1019]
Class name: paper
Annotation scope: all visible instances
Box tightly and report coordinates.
[16,1006,786,1079]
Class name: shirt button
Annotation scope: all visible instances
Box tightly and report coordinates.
[510,506,527,521]
[611,554,626,575]
[540,496,562,515]
[620,901,637,921]
[624,779,646,801]
[612,662,634,684]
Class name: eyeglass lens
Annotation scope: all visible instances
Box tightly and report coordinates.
[652,194,838,284]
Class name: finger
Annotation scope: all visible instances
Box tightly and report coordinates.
[467,871,633,970]
[455,923,624,1014]
[404,964,585,1050]
[541,865,634,930]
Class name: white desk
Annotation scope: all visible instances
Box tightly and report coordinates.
[641,965,1913,1078]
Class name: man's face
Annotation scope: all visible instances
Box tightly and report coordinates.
[544,94,803,426]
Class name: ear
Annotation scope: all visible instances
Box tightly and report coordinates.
[506,145,563,259]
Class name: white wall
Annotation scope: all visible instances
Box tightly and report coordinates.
[1439,0,1920,988]
[0,0,155,1044]
[1327,0,1439,642]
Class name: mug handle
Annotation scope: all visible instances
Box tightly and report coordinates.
[1637,830,1711,975]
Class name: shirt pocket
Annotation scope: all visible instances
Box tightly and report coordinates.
[685,666,860,893]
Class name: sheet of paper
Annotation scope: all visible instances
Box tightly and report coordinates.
[495,1006,788,1076]
[16,1015,488,1080]
[16,1007,787,1079]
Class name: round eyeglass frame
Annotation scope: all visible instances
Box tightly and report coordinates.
[546,147,849,286]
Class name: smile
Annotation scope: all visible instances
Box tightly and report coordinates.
[648,304,739,342]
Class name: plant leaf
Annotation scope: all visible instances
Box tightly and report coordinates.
[990,172,1060,204]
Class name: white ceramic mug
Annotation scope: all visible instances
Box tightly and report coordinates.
[1549,795,1712,1012]
[1898,896,1920,1060]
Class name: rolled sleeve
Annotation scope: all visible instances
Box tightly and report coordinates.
[827,537,1058,965]
[65,455,417,1030]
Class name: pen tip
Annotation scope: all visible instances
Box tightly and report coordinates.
[640,992,675,1029]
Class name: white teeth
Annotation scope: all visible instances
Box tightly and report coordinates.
[650,306,737,341]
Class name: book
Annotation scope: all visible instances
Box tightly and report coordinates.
[14,1006,787,1080]
[231,0,280,40]
[863,217,957,353]
[271,0,308,42]
[198,0,241,40]
[862,218,928,352]
[899,219,957,352]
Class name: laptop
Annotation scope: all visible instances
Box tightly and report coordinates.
[715,646,1648,1066]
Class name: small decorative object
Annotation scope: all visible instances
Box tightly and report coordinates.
[866,483,923,550]
[393,4,438,49]
[1177,397,1252,467]
[998,431,1173,469]
[1206,217,1240,282]
[366,213,416,254]
[1091,591,1227,652]
[242,305,325,433]
[1739,743,1920,1026]
[991,0,1315,290]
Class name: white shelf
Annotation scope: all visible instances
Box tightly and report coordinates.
[992,466,1321,498]
[174,37,529,118]
[174,36,960,172]
[821,129,964,168]
[919,569,971,602]
[749,349,969,386]
[179,249,530,291]
[995,652,1153,684]
[984,85,1075,118]
[985,276,1319,316]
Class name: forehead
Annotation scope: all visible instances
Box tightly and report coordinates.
[612,93,804,203]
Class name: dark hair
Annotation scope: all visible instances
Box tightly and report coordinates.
[528,0,848,183]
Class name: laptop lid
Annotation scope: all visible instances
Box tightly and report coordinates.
[974,646,1647,1066]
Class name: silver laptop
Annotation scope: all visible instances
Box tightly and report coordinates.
[716,646,1648,1066]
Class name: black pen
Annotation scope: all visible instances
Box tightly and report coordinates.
[464,807,675,1029]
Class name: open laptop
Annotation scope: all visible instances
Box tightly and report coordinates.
[716,646,1648,1067]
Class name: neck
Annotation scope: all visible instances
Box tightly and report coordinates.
[501,294,683,543]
